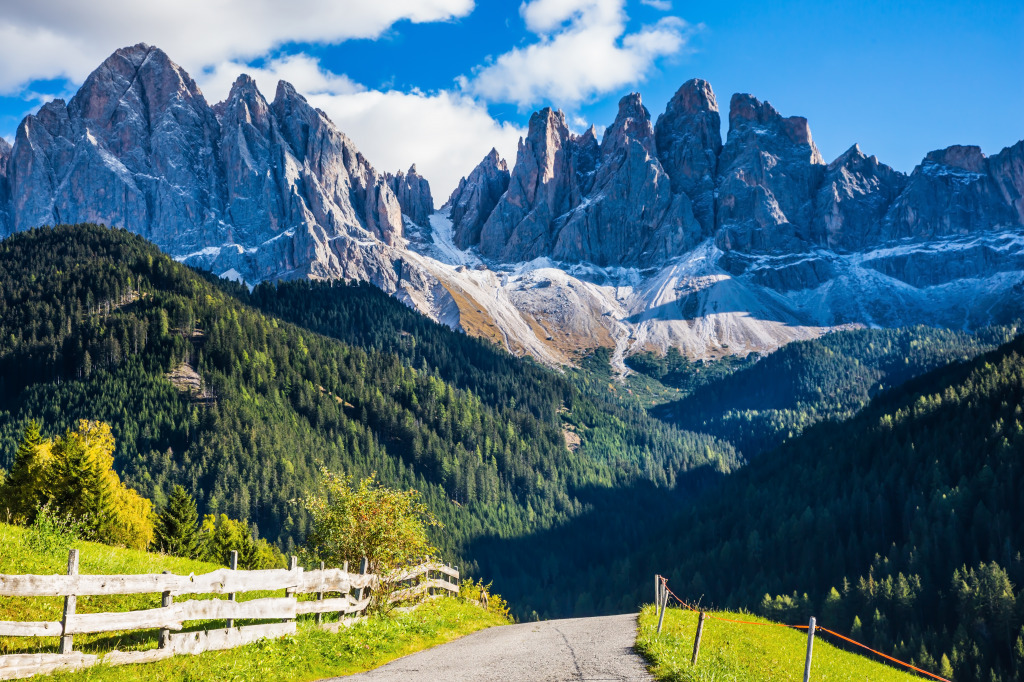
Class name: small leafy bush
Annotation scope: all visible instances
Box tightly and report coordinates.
[21,502,90,557]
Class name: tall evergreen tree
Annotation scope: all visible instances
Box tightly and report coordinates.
[153,484,200,558]
[2,420,50,519]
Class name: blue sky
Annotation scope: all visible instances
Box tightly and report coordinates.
[0,0,1021,200]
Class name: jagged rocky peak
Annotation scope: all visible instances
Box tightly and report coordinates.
[990,141,1024,225]
[216,74,274,134]
[883,143,1019,241]
[386,164,434,227]
[728,94,823,161]
[446,148,510,249]
[654,78,721,234]
[478,107,585,261]
[552,92,701,266]
[812,144,907,251]
[270,79,402,246]
[715,93,826,253]
[10,43,223,248]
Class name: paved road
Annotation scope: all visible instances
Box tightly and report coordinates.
[325,613,652,681]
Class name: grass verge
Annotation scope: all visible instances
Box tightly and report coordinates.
[45,598,507,681]
[0,523,509,679]
[636,605,925,681]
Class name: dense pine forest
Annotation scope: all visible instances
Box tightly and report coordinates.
[0,224,735,578]
[640,326,1015,457]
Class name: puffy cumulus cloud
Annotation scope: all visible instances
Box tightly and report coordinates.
[0,0,474,93]
[461,0,691,108]
[309,89,524,205]
[198,54,365,105]
[195,56,523,203]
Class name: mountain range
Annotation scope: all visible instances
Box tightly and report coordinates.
[2,43,1022,366]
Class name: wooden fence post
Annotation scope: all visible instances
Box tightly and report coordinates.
[316,560,325,625]
[284,556,297,623]
[159,570,173,648]
[803,616,816,682]
[226,550,238,629]
[654,574,660,606]
[338,560,349,621]
[357,557,368,608]
[59,549,78,654]
[691,611,706,665]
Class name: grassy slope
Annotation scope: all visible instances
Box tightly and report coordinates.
[0,524,507,679]
[636,606,921,682]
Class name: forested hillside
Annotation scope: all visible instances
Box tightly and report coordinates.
[646,326,1014,456]
[563,332,1024,681]
[0,224,736,594]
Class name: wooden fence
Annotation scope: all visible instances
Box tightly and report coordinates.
[0,549,459,680]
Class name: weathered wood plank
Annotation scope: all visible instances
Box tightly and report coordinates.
[389,579,458,603]
[166,621,296,656]
[296,596,369,616]
[294,569,375,594]
[0,568,301,597]
[61,597,297,634]
[101,648,174,667]
[0,652,97,681]
[0,620,62,637]
[388,562,458,583]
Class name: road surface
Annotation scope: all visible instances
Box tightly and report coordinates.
[324,613,652,681]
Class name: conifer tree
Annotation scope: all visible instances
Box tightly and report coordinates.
[153,485,200,558]
[2,420,51,520]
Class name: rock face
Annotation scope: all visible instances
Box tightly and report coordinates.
[386,165,434,226]
[4,43,403,284]
[445,148,510,249]
[812,145,907,251]
[477,108,595,261]
[715,94,825,253]
[883,145,1018,241]
[990,141,1024,225]
[3,43,1024,367]
[654,78,721,234]
[552,93,701,265]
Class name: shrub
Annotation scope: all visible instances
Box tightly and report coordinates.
[21,502,90,557]
[303,468,440,608]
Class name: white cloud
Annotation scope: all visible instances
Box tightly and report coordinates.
[462,0,690,108]
[199,55,365,105]
[0,0,474,93]
[310,89,524,206]
[640,0,673,10]
[195,58,523,205]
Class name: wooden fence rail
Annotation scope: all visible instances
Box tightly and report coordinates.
[0,551,459,680]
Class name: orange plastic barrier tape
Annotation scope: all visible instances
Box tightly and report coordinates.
[816,627,951,682]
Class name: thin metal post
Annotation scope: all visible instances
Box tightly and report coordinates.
[691,612,706,665]
[59,549,79,654]
[803,616,816,682]
[159,570,173,648]
[657,588,668,634]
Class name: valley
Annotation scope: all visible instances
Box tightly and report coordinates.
[0,38,1022,682]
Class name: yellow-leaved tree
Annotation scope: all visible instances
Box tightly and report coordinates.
[2,420,154,550]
